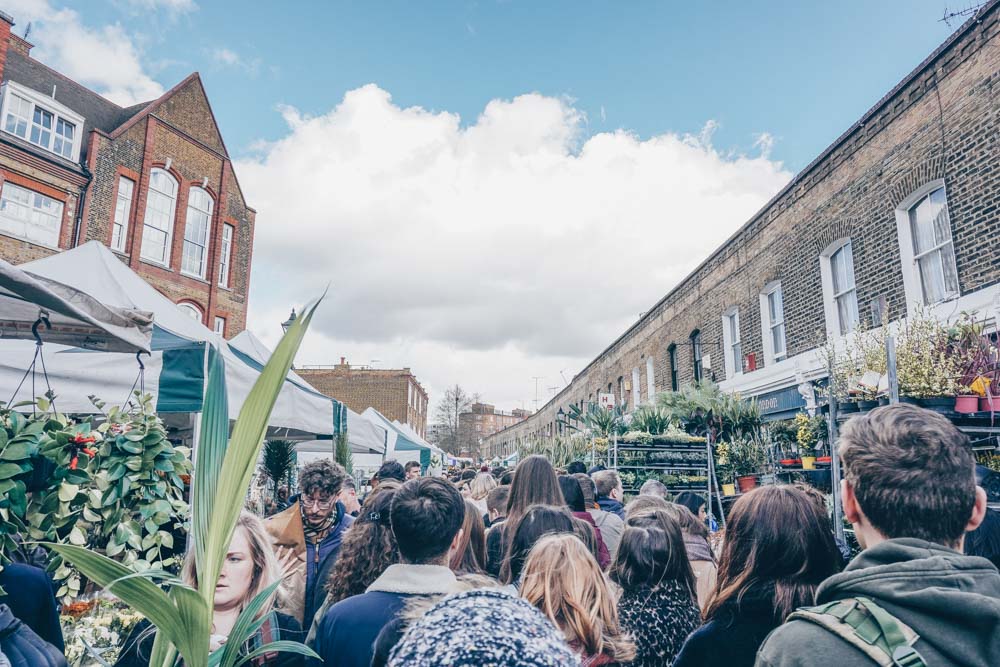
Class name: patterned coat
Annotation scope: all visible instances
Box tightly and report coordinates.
[616,581,701,667]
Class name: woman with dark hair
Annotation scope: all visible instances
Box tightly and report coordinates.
[559,476,610,568]
[673,485,842,667]
[610,509,700,666]
[661,503,717,608]
[499,505,576,587]
[485,455,565,576]
[673,491,707,522]
[450,500,487,574]
[322,487,400,605]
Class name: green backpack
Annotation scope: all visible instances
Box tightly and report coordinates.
[787,597,928,667]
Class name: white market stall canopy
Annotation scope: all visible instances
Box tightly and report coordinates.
[0,256,152,353]
[229,330,387,455]
[0,242,342,440]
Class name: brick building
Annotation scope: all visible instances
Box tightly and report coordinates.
[486,1,1000,458]
[0,12,254,337]
[458,403,531,459]
[297,359,429,437]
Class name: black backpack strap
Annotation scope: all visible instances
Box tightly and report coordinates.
[787,597,927,667]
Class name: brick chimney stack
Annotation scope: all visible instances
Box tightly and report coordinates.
[0,12,13,85]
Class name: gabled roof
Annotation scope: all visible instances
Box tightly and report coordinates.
[3,49,149,160]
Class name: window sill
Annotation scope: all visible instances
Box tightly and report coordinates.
[180,271,210,285]
[0,230,61,250]
[139,258,173,272]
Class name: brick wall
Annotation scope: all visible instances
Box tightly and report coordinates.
[486,3,1000,458]
[297,365,429,436]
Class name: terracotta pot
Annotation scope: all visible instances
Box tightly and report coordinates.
[801,456,817,470]
[981,396,997,413]
[955,395,979,414]
[722,483,736,496]
[736,474,758,493]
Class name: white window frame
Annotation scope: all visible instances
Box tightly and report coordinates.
[721,307,742,377]
[177,302,203,323]
[0,181,64,248]
[218,223,234,287]
[181,186,213,279]
[759,282,787,365]
[0,82,85,162]
[213,316,226,336]
[111,176,135,253]
[645,357,655,404]
[894,179,960,312]
[819,238,860,339]
[140,168,178,266]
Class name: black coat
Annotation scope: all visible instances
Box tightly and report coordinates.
[672,586,782,667]
[0,562,64,652]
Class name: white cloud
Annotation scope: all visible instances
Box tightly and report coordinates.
[211,47,260,75]
[5,0,164,106]
[238,85,792,411]
[120,0,198,13]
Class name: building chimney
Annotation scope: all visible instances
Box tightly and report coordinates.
[340,356,346,365]
[0,12,13,84]
[9,33,30,57]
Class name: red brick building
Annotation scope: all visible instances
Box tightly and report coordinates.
[296,359,429,438]
[0,12,254,336]
[459,403,531,459]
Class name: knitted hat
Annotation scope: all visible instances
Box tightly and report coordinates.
[387,589,579,666]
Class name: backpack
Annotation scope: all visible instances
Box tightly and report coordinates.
[787,596,927,667]
[0,605,66,667]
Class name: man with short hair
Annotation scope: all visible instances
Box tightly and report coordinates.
[756,405,999,666]
[639,478,669,499]
[486,485,510,527]
[266,459,354,626]
[314,477,465,667]
[578,472,624,560]
[404,460,422,480]
[376,459,406,484]
[593,469,626,520]
[566,460,588,475]
[338,478,361,517]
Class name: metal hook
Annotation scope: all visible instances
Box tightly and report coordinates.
[135,350,149,370]
[31,316,51,345]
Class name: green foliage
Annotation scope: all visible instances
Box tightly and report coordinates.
[51,298,323,667]
[261,439,296,500]
[334,432,352,474]
[0,394,189,601]
[629,405,674,435]
[519,436,593,468]
[656,383,763,443]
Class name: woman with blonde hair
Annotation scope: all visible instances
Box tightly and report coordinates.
[450,500,487,574]
[520,533,635,666]
[468,472,497,516]
[114,512,302,667]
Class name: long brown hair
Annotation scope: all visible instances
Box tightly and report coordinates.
[499,504,575,584]
[703,485,842,622]
[611,509,697,600]
[505,455,564,527]
[450,499,487,574]
[521,533,636,663]
[324,486,400,604]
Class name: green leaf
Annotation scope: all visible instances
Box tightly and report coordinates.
[0,440,33,460]
[234,641,320,667]
[0,462,25,479]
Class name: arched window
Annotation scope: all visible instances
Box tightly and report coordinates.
[667,344,678,391]
[177,301,203,323]
[820,239,860,337]
[895,182,959,306]
[141,168,178,264]
[182,186,214,278]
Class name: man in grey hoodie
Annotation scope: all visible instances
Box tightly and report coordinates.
[756,404,1000,666]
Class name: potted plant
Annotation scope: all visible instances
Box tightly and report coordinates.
[896,308,961,407]
[728,437,767,492]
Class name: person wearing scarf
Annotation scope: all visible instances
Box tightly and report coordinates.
[266,460,354,628]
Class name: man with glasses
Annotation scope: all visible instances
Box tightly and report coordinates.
[266,459,354,627]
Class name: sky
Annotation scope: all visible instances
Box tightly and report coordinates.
[6,0,968,415]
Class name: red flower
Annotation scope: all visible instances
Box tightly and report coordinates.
[71,433,97,444]
[69,456,79,470]
[81,447,97,457]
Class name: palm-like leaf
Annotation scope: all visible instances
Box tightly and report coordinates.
[52,297,323,667]
[262,439,296,498]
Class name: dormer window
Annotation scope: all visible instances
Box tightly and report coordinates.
[1,82,84,163]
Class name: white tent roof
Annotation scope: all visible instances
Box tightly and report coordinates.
[229,330,387,455]
[0,256,153,353]
[0,242,336,439]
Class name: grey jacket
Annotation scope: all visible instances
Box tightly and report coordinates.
[756,538,1000,667]
[590,508,624,561]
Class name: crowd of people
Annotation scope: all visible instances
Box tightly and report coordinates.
[1,404,999,666]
